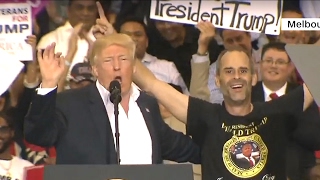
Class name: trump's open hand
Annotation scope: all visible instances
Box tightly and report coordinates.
[37,43,65,88]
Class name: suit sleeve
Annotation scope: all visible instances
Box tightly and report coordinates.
[265,85,304,115]
[11,87,37,140]
[292,102,320,150]
[152,99,201,164]
[24,89,67,147]
[189,54,211,101]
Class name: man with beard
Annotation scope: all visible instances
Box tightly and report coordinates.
[0,112,33,180]
[132,46,314,179]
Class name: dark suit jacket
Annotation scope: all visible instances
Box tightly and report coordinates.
[252,81,320,180]
[24,84,200,164]
[235,158,259,170]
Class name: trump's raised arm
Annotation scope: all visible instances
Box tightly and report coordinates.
[133,60,189,123]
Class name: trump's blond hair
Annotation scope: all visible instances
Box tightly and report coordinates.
[89,33,136,66]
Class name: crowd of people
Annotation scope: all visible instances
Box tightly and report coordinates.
[1,0,320,180]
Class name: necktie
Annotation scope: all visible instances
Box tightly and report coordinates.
[269,93,279,100]
[249,158,254,167]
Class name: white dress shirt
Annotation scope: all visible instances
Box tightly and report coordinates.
[37,21,95,79]
[37,81,153,165]
[262,82,287,102]
[96,81,152,164]
[141,53,189,95]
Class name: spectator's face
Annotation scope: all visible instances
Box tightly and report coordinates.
[0,117,13,154]
[92,45,135,96]
[69,80,92,89]
[222,30,252,54]
[120,22,148,60]
[215,51,256,104]
[279,11,306,44]
[68,0,97,31]
[154,20,184,42]
[242,144,252,157]
[260,49,293,85]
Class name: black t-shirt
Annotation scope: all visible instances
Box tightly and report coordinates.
[187,86,305,180]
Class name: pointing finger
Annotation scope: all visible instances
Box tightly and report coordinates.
[96,1,107,20]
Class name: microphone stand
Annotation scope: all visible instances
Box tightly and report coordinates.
[114,95,121,165]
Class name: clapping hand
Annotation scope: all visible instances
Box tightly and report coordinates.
[68,23,84,52]
[37,43,65,88]
[92,1,115,39]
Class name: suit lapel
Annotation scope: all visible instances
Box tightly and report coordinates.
[252,81,265,102]
[88,84,117,163]
[285,82,298,93]
[136,93,158,164]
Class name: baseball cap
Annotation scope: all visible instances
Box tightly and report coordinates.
[70,62,96,83]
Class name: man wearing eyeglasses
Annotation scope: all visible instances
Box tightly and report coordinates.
[251,42,320,180]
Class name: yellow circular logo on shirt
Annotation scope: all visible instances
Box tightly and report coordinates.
[222,134,268,178]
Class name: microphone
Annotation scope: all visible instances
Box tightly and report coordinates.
[109,80,122,104]
[108,80,121,164]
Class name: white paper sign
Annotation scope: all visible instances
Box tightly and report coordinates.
[0,3,33,61]
[0,53,25,96]
[150,0,283,35]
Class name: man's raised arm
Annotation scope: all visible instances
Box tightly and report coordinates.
[133,60,189,123]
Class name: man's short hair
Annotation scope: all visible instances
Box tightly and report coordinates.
[282,6,304,17]
[216,46,254,75]
[89,33,136,66]
[218,28,250,39]
[261,42,291,62]
[115,16,148,35]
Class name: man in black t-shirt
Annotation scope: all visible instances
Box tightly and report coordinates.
[133,46,314,180]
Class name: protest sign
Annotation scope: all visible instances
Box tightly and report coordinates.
[150,0,283,35]
[0,0,48,19]
[0,3,33,61]
[0,52,25,96]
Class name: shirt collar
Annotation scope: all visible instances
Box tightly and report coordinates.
[96,80,140,104]
[141,53,156,63]
[262,82,287,98]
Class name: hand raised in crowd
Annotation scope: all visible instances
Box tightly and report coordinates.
[92,1,115,39]
[196,21,216,54]
[25,35,40,83]
[68,23,84,54]
[80,29,94,60]
[25,35,37,54]
[37,43,65,88]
